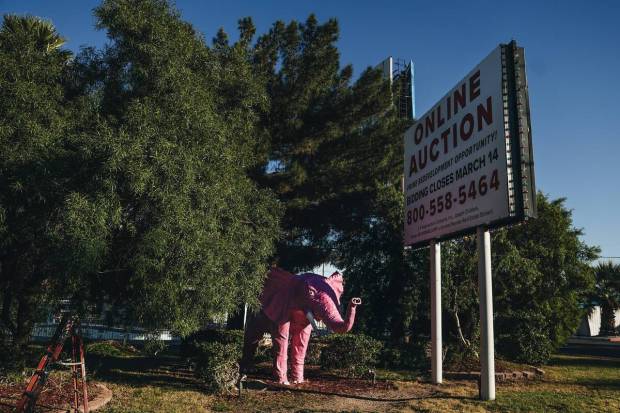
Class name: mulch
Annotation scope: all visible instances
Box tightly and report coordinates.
[241,358,538,401]
[445,357,515,373]
[244,364,439,401]
[0,373,102,412]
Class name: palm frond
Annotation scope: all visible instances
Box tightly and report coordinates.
[2,14,66,53]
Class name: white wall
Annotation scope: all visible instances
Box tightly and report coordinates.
[575,306,620,336]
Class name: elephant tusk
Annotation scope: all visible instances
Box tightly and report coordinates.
[306,311,319,331]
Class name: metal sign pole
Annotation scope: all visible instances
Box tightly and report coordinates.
[477,226,495,400]
[430,240,442,384]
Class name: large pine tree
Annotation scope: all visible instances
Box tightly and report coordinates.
[82,0,281,334]
[248,15,407,271]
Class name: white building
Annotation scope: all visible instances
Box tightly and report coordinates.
[575,306,620,336]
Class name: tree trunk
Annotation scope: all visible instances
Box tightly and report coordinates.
[388,257,414,345]
[1,258,18,336]
[1,286,16,335]
[14,295,36,351]
[600,302,616,336]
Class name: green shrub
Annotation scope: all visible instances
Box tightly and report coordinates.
[380,346,410,369]
[0,341,25,376]
[181,329,243,359]
[319,334,382,377]
[142,335,168,357]
[181,329,244,393]
[380,339,428,370]
[498,322,554,365]
[85,340,137,357]
[305,337,328,365]
[194,341,241,393]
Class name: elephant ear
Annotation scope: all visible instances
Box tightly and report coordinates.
[325,271,344,304]
[260,267,295,323]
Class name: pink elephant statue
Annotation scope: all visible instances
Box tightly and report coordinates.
[240,267,361,384]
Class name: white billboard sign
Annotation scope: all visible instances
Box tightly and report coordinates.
[403,43,535,246]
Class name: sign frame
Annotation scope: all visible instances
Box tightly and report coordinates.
[403,41,536,248]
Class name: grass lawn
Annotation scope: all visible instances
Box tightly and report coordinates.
[484,353,620,413]
[74,347,619,413]
[5,342,616,413]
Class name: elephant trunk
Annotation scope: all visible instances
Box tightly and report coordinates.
[312,295,358,333]
[329,302,357,333]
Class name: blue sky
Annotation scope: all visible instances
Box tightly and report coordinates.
[2,0,619,259]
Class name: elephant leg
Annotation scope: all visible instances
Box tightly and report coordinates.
[270,321,290,384]
[240,311,271,373]
[290,322,312,383]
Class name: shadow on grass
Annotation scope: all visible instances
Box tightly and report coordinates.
[88,354,202,391]
[548,354,620,391]
[568,379,620,390]
[559,345,620,359]
[550,355,620,369]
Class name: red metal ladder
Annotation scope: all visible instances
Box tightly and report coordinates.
[15,313,89,413]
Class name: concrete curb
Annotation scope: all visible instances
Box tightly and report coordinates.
[0,383,112,413]
[444,369,544,382]
[567,337,620,347]
[56,383,112,413]
[83,383,113,412]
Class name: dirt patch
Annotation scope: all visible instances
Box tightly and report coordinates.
[243,364,440,401]
[0,373,103,412]
[225,369,472,413]
[443,357,543,382]
[445,357,523,373]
